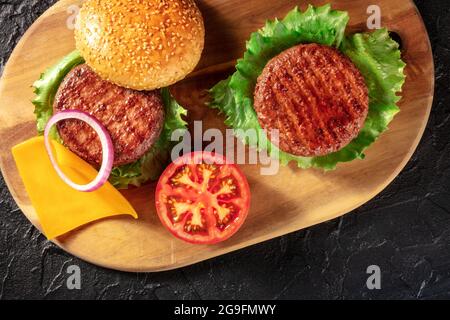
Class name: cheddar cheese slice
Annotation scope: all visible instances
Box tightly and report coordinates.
[12,136,138,239]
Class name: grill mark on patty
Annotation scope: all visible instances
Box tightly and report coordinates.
[100,94,145,148]
[281,67,330,152]
[295,50,339,148]
[332,53,368,116]
[303,47,363,148]
[321,50,368,135]
[84,77,152,153]
[253,43,369,157]
[303,51,350,141]
[270,75,308,151]
[290,55,337,148]
[271,87,285,151]
[53,64,165,167]
[321,53,357,124]
[271,68,313,151]
[306,68,340,147]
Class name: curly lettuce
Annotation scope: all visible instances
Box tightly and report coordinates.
[32,50,187,188]
[209,4,406,170]
[33,50,85,140]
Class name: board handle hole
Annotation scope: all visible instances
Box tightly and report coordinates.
[389,31,403,51]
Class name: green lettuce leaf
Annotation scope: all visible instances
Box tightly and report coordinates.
[209,4,406,170]
[33,50,85,140]
[32,51,187,188]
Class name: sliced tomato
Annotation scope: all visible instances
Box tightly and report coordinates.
[155,152,251,244]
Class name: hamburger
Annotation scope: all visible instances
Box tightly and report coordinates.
[33,0,205,188]
[210,4,406,170]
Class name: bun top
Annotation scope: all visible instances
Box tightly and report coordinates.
[75,0,205,91]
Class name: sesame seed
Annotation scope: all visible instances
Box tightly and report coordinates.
[78,0,203,88]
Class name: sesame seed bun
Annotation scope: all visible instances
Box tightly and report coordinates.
[75,0,205,91]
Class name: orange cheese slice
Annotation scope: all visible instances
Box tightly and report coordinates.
[12,136,138,240]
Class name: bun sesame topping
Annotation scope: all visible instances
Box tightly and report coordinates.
[75,0,205,90]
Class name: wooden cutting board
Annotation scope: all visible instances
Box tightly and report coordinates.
[0,0,434,272]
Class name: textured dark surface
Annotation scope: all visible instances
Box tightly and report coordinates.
[0,0,449,300]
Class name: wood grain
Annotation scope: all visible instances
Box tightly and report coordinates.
[0,0,434,272]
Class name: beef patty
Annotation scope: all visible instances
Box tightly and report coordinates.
[53,64,165,167]
[254,43,369,157]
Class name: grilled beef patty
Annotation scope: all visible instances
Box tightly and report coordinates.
[254,43,369,157]
[53,64,165,167]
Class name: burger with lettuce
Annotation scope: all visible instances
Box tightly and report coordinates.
[33,0,205,188]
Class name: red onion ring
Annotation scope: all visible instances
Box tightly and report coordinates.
[44,110,114,192]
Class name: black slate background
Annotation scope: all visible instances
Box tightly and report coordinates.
[0,0,449,300]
